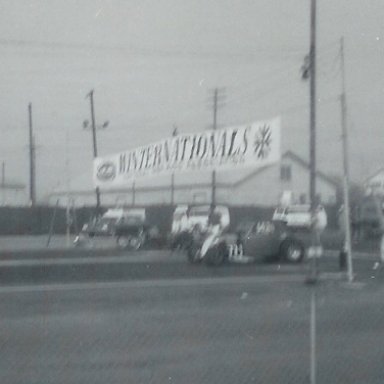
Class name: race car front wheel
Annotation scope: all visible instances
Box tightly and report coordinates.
[280,240,304,263]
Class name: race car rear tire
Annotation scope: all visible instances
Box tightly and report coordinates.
[204,244,225,267]
[186,243,201,264]
[280,240,304,263]
[116,235,130,249]
[129,235,144,250]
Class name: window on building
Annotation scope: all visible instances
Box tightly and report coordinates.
[280,164,292,181]
[299,194,307,204]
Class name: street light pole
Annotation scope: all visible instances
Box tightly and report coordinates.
[211,88,218,207]
[86,90,101,215]
[28,103,36,206]
[309,0,317,211]
[340,37,354,282]
[209,87,225,207]
[171,125,178,205]
[307,0,319,284]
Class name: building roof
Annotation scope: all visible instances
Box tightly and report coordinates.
[280,150,338,187]
[0,182,26,190]
[364,167,384,184]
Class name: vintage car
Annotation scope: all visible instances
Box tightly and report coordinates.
[80,208,124,237]
[185,219,312,266]
[75,208,159,250]
[114,209,151,250]
[272,204,312,228]
[170,204,230,250]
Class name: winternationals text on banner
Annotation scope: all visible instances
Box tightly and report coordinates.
[93,117,281,188]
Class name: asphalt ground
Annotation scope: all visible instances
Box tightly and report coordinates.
[0,273,383,383]
[0,234,381,285]
[0,246,381,287]
[0,236,383,383]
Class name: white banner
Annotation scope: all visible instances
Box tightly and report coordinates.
[93,117,281,188]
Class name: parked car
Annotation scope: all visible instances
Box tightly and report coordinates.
[80,208,126,237]
[184,219,312,266]
[75,208,160,250]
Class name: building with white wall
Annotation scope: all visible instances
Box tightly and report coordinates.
[364,168,384,196]
[46,151,338,207]
[0,182,27,206]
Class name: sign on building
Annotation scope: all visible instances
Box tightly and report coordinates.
[93,117,281,189]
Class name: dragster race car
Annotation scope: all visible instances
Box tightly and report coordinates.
[185,220,313,266]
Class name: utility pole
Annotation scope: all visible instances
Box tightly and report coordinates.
[301,0,319,284]
[309,0,317,215]
[212,88,218,207]
[1,161,4,186]
[171,125,178,205]
[209,87,225,207]
[28,103,36,206]
[301,0,319,285]
[340,37,354,282]
[1,161,5,206]
[85,90,108,216]
[132,181,136,206]
[307,3,318,384]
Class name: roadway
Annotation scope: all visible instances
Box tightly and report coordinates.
[0,246,380,286]
[0,248,382,383]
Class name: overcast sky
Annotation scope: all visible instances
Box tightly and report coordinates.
[0,0,382,199]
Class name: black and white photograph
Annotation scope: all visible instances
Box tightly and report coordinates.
[0,1,383,383]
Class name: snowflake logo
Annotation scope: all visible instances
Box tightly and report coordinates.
[254,125,272,159]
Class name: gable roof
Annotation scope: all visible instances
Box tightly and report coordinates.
[364,167,384,184]
[233,150,338,188]
[282,150,338,186]
[0,182,26,190]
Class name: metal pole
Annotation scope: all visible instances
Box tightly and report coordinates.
[340,37,354,282]
[28,103,36,206]
[211,88,218,207]
[171,127,178,205]
[171,173,175,205]
[46,199,59,247]
[1,161,4,206]
[132,181,136,206]
[87,90,101,214]
[307,0,318,284]
[309,0,317,210]
[1,161,4,186]
[310,289,317,384]
[308,3,318,384]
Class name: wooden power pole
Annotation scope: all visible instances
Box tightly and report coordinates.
[340,37,354,282]
[86,90,101,215]
[209,87,225,207]
[28,103,36,206]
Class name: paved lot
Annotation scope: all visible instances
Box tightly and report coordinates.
[0,236,382,383]
[0,275,383,384]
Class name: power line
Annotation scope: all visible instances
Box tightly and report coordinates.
[0,38,311,59]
